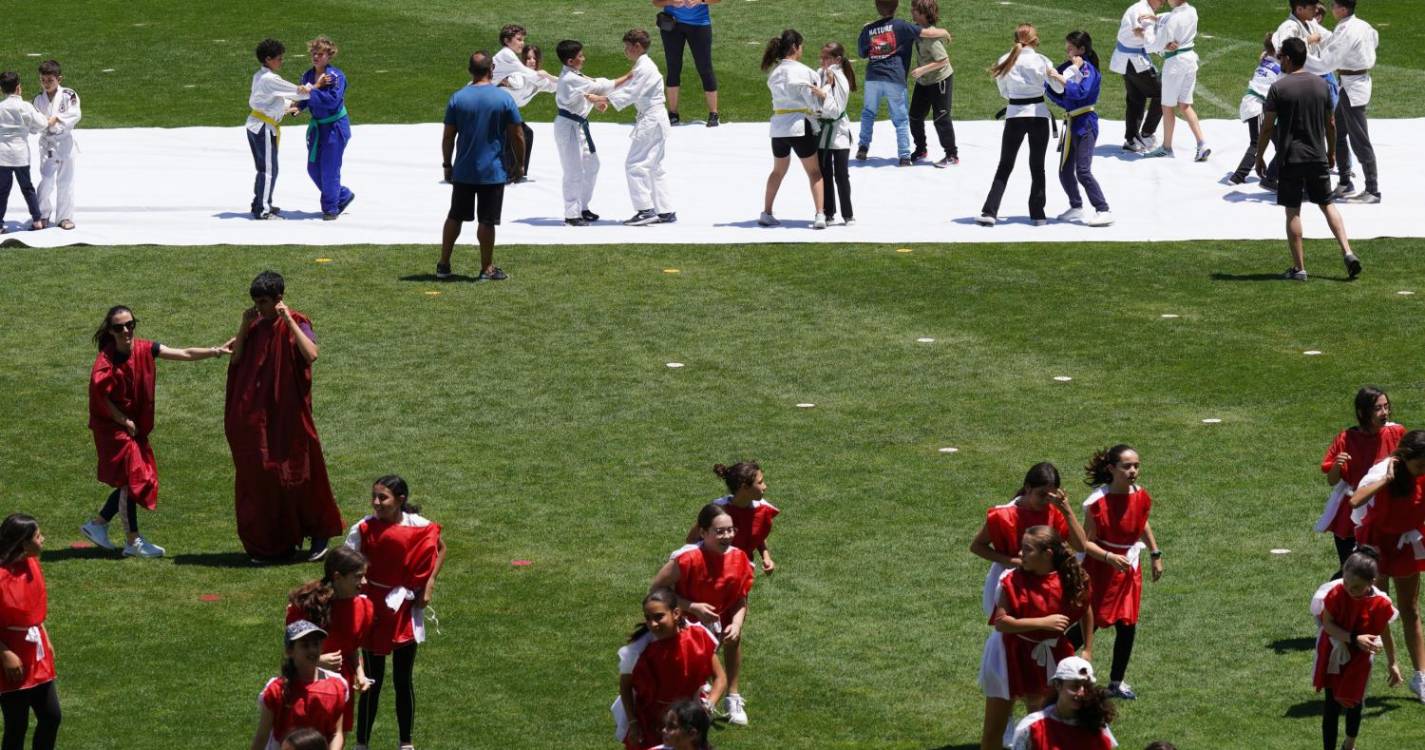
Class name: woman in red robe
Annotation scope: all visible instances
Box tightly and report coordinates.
[1,514,60,750]
[82,305,230,558]
[225,271,343,562]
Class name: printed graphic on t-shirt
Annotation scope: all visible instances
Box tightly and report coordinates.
[867,26,900,61]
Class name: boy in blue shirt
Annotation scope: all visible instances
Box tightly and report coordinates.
[856,0,950,165]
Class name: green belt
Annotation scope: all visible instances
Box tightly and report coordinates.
[1244,88,1266,102]
[1163,45,1195,60]
[817,115,843,149]
[307,106,348,163]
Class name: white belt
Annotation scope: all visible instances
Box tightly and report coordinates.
[1100,539,1146,569]
[4,625,43,663]
[1017,634,1059,682]
[368,579,413,611]
[1399,529,1425,560]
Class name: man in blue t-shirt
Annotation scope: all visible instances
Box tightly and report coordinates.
[856,0,950,164]
[438,51,524,282]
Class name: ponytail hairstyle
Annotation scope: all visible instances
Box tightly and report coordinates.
[713,461,761,495]
[1048,683,1117,728]
[1019,461,1061,499]
[0,513,39,566]
[629,587,682,642]
[696,502,732,532]
[989,23,1039,78]
[374,474,420,514]
[1353,386,1388,430]
[1387,431,1425,499]
[1342,546,1380,583]
[666,699,715,750]
[1064,30,1100,71]
[280,653,300,706]
[1024,525,1090,608]
[288,546,368,627]
[761,28,804,72]
[1084,444,1135,487]
[821,42,858,92]
[93,305,134,350]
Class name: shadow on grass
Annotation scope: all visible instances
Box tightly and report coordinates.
[398,273,481,283]
[1284,694,1413,719]
[1268,636,1317,654]
[1211,272,1354,283]
[42,547,115,562]
[924,744,979,750]
[171,551,263,568]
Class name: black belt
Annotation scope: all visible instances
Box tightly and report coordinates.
[994,97,1056,136]
[1009,96,1045,105]
[556,108,595,153]
[1337,68,1368,77]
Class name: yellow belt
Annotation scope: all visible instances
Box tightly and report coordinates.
[250,110,282,145]
[1059,106,1097,168]
[773,108,812,115]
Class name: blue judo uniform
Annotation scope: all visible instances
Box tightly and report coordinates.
[299,65,354,216]
[1046,59,1110,214]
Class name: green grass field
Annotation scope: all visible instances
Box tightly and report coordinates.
[5,1,1425,749]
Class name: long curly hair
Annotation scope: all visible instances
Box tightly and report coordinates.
[1025,525,1089,609]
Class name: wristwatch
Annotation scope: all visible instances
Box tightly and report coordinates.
[1149,550,1163,559]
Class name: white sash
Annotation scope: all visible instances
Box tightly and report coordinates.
[1316,481,1351,533]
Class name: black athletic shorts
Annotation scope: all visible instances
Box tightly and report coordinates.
[771,133,819,160]
[1277,162,1332,209]
[449,181,504,225]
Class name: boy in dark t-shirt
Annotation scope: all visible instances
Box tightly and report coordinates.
[856,0,950,164]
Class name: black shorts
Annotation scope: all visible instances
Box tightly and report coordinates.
[1277,162,1332,209]
[772,133,819,160]
[448,181,504,225]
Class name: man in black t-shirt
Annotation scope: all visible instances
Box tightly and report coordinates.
[1257,37,1360,282]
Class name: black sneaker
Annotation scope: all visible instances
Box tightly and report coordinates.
[581,209,600,222]
[933,155,959,168]
[435,262,452,280]
[252,211,284,220]
[897,157,912,167]
[706,112,719,127]
[623,209,659,226]
[1344,254,1362,279]
[337,192,356,214]
[1330,182,1355,201]
[657,212,677,224]
[565,217,589,227]
[668,111,681,126]
[1283,267,1308,282]
[1260,178,1278,192]
[910,149,928,162]
[322,212,339,221]
[1228,173,1246,185]
[478,266,509,282]
[269,206,282,215]
[855,147,868,161]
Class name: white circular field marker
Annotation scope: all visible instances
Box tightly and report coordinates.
[102,68,116,73]
[796,403,816,409]
[662,268,680,274]
[1053,376,1072,382]
[666,362,684,369]
[1202,418,1222,424]
[1270,548,1291,555]
[1303,350,1322,356]
[26,53,42,58]
[896,248,913,254]
[1398,290,1415,296]
[938,447,959,454]
[1160,314,1179,319]
[916,337,935,343]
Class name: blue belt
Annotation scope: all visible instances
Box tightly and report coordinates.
[1115,42,1146,55]
[557,108,595,153]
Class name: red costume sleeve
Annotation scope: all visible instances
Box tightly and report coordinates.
[401,523,443,592]
[1322,431,1348,474]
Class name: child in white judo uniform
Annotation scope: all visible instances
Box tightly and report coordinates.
[246,38,312,220]
[33,60,80,230]
[493,24,556,183]
[1141,0,1210,161]
[553,40,618,226]
[592,29,676,226]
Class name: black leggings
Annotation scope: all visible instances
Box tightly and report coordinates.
[819,148,852,221]
[98,487,139,534]
[1322,688,1363,750]
[1,681,61,750]
[981,117,1049,220]
[660,23,717,93]
[909,75,957,158]
[358,642,417,745]
[1330,536,1357,581]
[1066,622,1137,683]
[503,122,534,177]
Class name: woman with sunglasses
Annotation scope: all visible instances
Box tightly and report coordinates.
[81,305,230,558]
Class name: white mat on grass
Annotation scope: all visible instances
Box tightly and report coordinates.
[2,119,1419,248]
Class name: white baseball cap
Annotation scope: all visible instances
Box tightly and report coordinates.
[1053,656,1096,683]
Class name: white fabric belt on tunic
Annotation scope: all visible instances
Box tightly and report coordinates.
[1017,634,1060,682]
[367,578,413,611]
[4,625,43,663]
[1317,481,1352,533]
[1100,539,1146,569]
[1325,636,1352,675]
[1398,529,1425,560]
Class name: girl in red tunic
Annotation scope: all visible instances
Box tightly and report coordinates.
[652,504,754,726]
[1010,656,1117,750]
[250,620,349,750]
[979,525,1094,750]
[1319,387,1404,574]
[1347,430,1425,701]
[1312,549,1401,750]
[343,475,444,750]
[0,514,59,750]
[686,461,780,576]
[1079,444,1163,700]
[286,546,375,735]
[615,590,726,750]
[971,463,1114,617]
[81,305,230,558]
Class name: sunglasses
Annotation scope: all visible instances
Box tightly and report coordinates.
[109,320,138,333]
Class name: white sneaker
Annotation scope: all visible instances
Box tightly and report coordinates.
[722,693,748,726]
[1057,207,1085,223]
[842,217,855,226]
[975,213,996,226]
[80,520,116,550]
[757,212,779,227]
[1086,210,1114,227]
[1135,135,1158,152]
[1411,670,1425,703]
[123,536,165,558]
[813,213,827,230]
